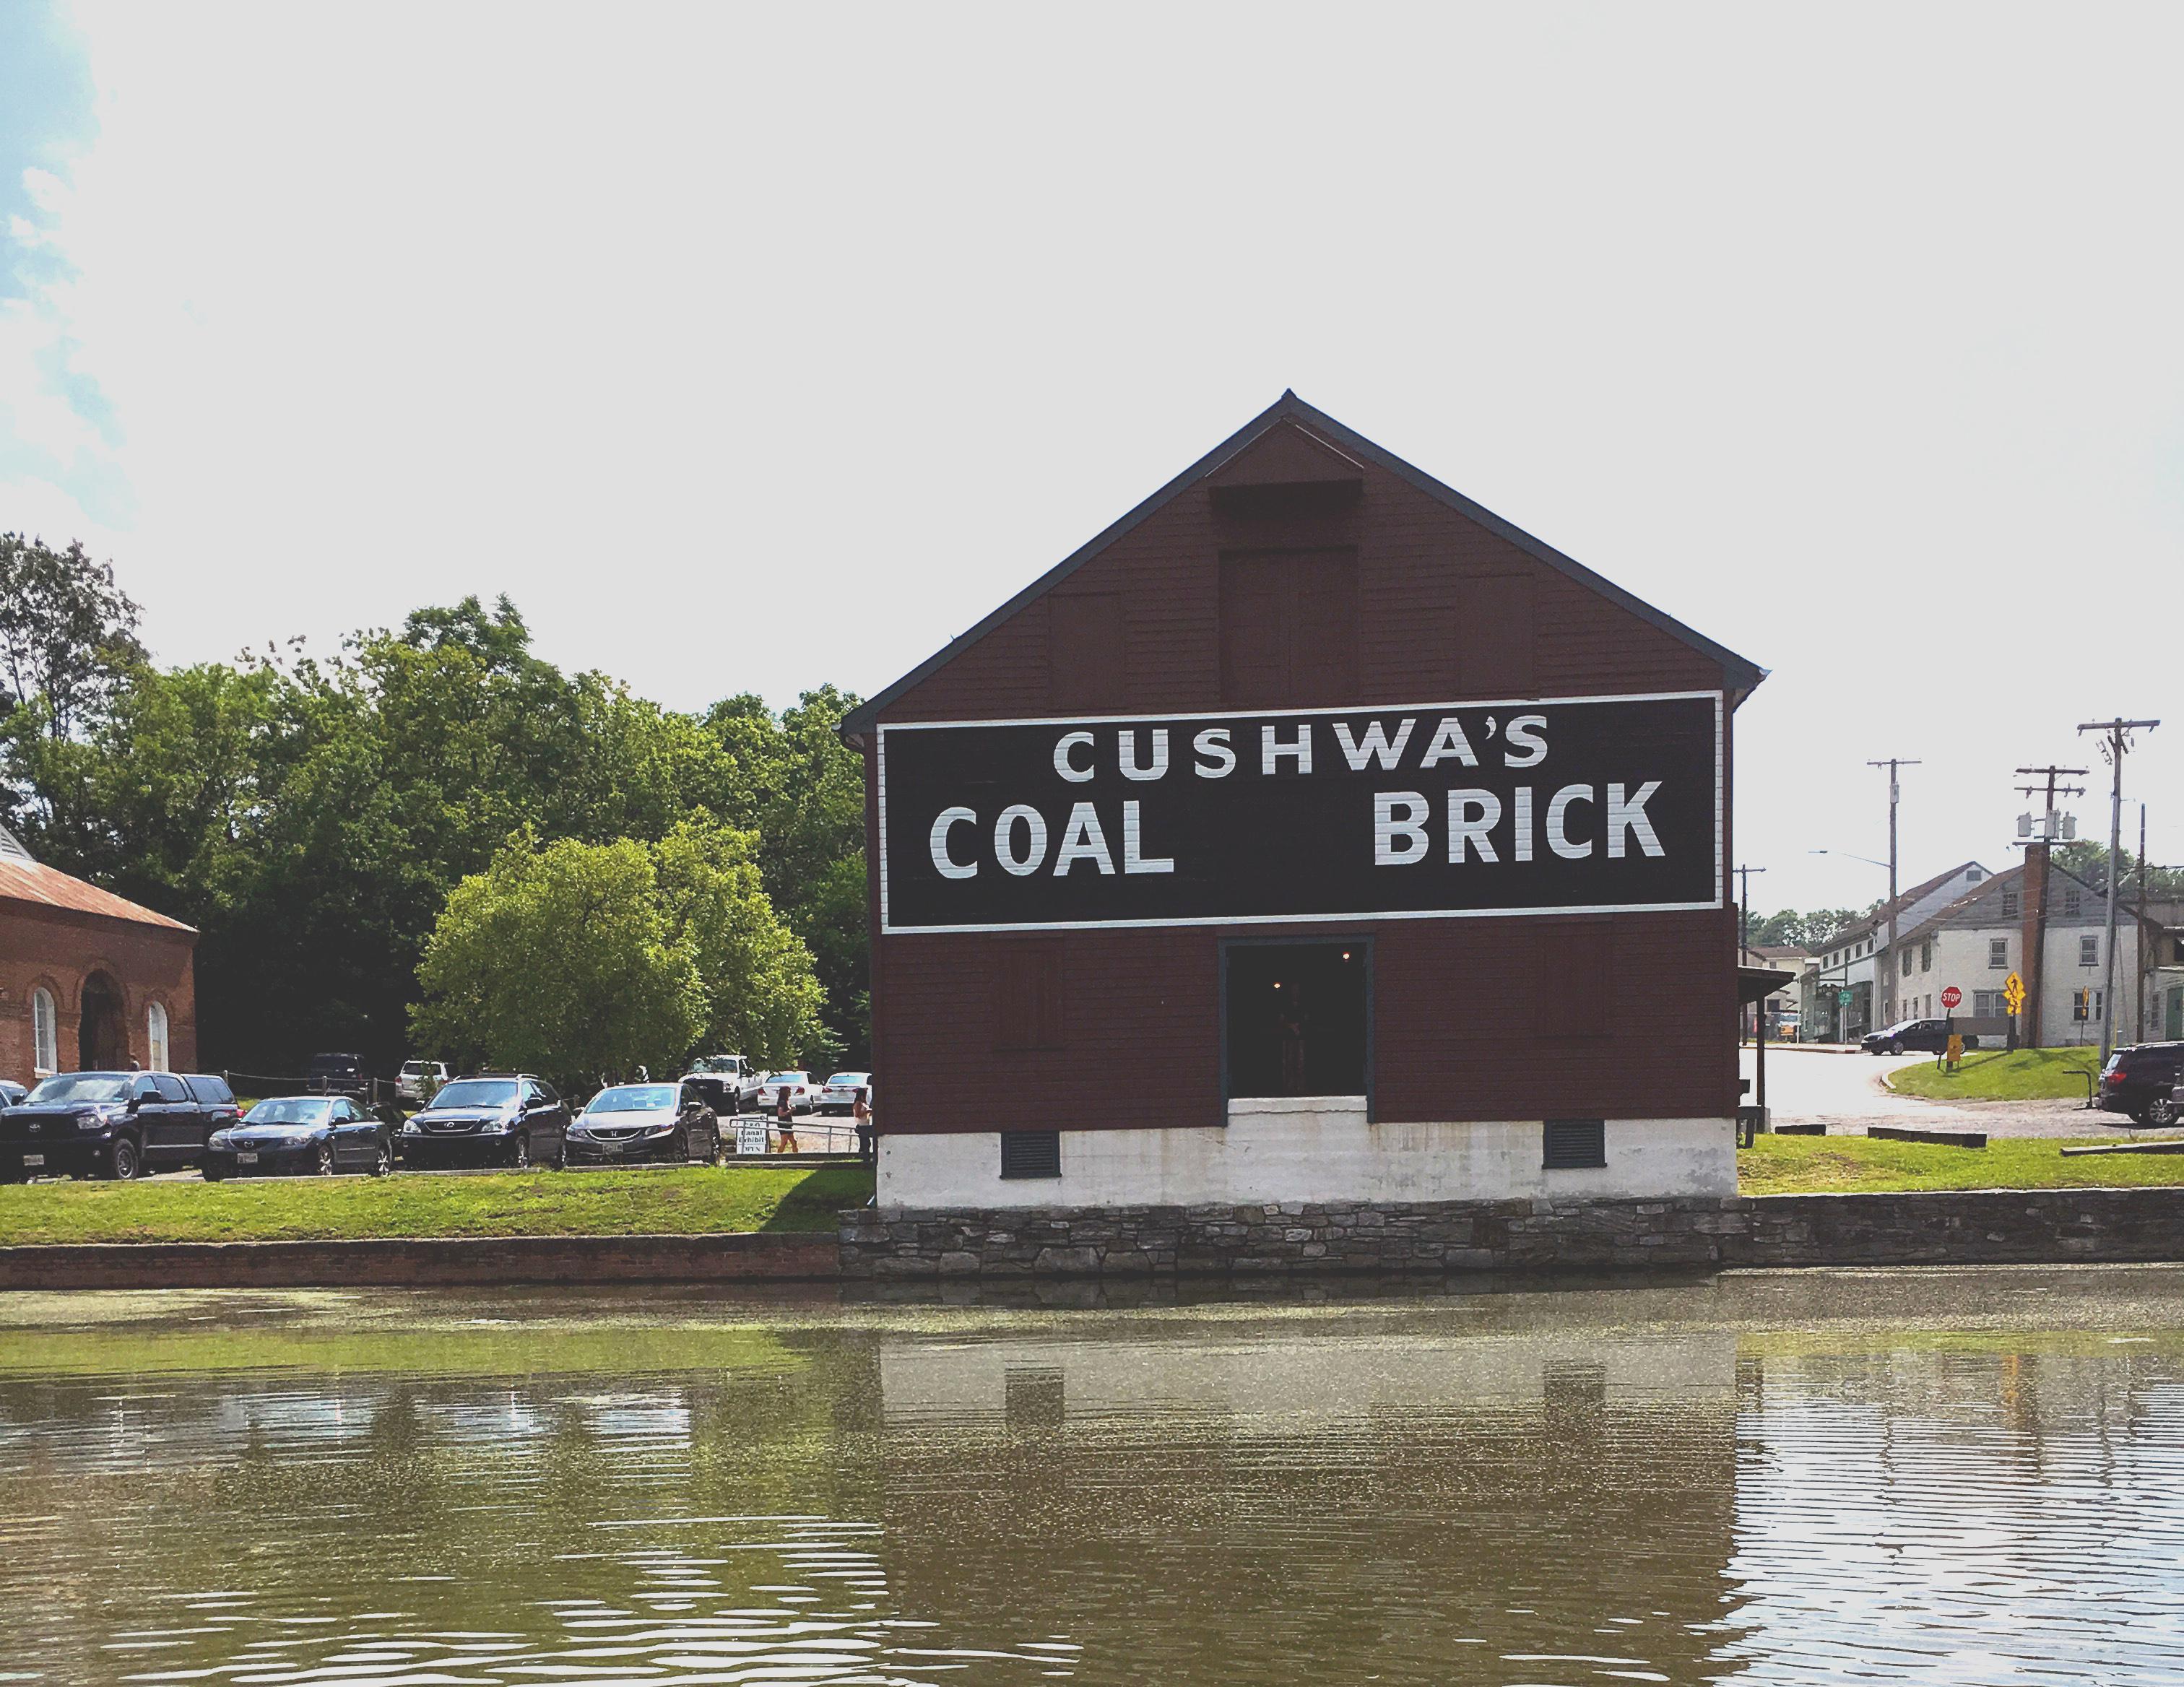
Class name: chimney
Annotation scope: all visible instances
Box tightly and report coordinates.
[2021,843,2048,1047]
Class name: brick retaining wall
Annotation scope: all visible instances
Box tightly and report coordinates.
[839,1188,2184,1279]
[0,1229,836,1290]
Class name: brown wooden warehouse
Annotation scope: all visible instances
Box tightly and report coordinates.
[841,393,1764,1211]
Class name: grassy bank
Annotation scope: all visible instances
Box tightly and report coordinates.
[1885,1046,2105,1101]
[1739,1133,2184,1194]
[0,1163,872,1246]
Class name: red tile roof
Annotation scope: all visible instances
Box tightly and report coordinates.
[0,856,195,933]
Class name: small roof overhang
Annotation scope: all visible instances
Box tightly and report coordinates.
[1738,966,1799,1007]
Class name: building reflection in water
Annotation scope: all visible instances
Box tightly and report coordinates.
[0,1280,2180,1683]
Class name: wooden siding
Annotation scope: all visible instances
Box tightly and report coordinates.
[864,428,1737,1137]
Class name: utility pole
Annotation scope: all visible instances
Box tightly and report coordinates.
[1868,760,1920,1027]
[1735,864,1767,963]
[2076,718,2160,1062]
[2138,802,2150,1045]
[2014,764,2087,1049]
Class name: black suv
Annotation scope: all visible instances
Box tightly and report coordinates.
[2100,1043,2184,1127]
[399,1073,569,1169]
[1860,1018,1977,1055]
[0,1070,240,1181]
[305,1052,371,1098]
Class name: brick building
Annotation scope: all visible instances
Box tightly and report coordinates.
[0,823,198,1088]
[841,393,1764,1211]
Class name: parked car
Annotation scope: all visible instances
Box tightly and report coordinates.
[753,1071,818,1114]
[306,1052,371,1098]
[398,1073,568,1168]
[0,1070,238,1181]
[2100,1042,2184,1127]
[735,1067,774,1112]
[681,1054,751,1117]
[567,1081,720,1166]
[1861,1018,1976,1056]
[817,1071,872,1114]
[396,1059,450,1103]
[204,1094,393,1179]
[0,1081,25,1109]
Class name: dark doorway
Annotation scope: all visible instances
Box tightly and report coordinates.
[1223,940,1369,1100]
[79,973,127,1070]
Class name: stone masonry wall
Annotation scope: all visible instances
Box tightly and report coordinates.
[839,1188,2184,1279]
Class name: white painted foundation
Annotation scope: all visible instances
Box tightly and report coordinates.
[878,1097,1736,1210]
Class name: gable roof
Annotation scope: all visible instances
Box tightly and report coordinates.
[0,828,195,934]
[1815,861,1988,951]
[1889,858,2156,952]
[840,391,1767,740]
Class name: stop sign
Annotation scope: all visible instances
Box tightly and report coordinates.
[1941,986,1962,1010]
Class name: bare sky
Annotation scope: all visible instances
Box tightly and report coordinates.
[4,1,2178,914]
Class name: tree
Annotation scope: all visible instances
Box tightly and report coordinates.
[2053,841,2184,902]
[705,685,870,1062]
[411,836,704,1091]
[0,534,146,742]
[651,817,831,1067]
[1751,908,1867,949]
[410,825,829,1091]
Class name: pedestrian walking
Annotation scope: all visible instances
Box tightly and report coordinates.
[775,1083,799,1155]
[853,1087,874,1166]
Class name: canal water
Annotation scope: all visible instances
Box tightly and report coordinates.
[2,1267,2182,1685]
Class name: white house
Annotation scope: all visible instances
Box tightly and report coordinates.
[1801,862,1991,1041]
[1884,858,2162,1048]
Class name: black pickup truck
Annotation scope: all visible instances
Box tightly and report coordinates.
[0,1070,240,1181]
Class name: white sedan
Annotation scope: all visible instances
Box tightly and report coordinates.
[817,1072,872,1114]
[754,1072,819,1114]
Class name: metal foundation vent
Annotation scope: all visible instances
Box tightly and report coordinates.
[1542,1117,1606,1169]
[1000,1129,1062,1179]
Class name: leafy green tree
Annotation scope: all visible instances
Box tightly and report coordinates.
[1751,908,1868,949]
[2053,841,2184,901]
[651,816,831,1067]
[411,835,704,1091]
[704,684,870,1062]
[0,534,146,743]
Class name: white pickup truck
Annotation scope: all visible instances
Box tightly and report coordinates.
[682,1054,753,1116]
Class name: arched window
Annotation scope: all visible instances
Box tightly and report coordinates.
[147,1001,170,1072]
[32,987,58,1075]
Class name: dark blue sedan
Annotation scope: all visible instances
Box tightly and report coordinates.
[202,1095,392,1179]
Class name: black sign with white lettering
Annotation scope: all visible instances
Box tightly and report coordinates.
[878,691,1722,932]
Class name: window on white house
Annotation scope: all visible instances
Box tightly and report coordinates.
[2081,935,2098,967]
[2064,887,2082,917]
[2002,889,2019,918]
[32,987,58,1074]
[147,1002,170,1072]
[1990,939,2008,968]
[1921,940,1933,971]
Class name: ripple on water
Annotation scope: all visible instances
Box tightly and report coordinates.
[0,1298,2180,1684]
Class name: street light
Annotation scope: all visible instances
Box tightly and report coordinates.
[1810,848,1890,872]
[1808,849,1892,1043]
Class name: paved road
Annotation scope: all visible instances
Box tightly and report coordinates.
[1738,1045,2141,1138]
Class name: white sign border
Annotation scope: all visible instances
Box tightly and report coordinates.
[877,688,1725,935]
